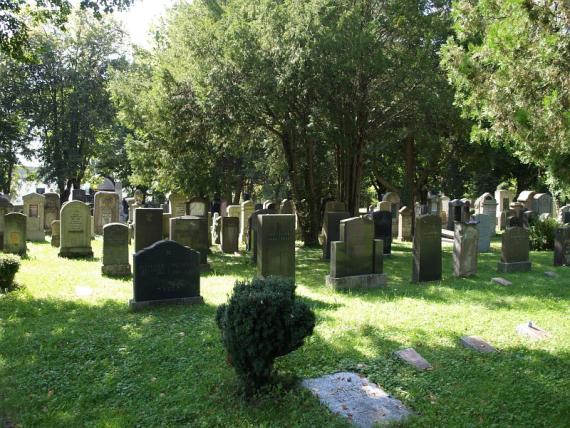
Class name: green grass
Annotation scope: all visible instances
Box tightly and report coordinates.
[1,237,569,427]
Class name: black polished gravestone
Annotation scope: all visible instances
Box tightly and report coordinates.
[322,211,350,260]
[554,226,570,267]
[130,240,204,310]
[497,226,532,273]
[412,215,442,282]
[257,214,296,279]
[370,210,392,255]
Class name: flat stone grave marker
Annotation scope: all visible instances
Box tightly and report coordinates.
[491,277,512,287]
[394,348,432,370]
[544,271,558,278]
[302,372,412,428]
[460,336,497,353]
[516,321,551,341]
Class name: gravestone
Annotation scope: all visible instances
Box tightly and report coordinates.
[427,192,441,216]
[398,206,413,241]
[71,188,85,202]
[0,196,14,250]
[559,205,570,224]
[394,348,432,370]
[371,210,392,255]
[169,193,187,217]
[322,200,346,219]
[130,240,203,310]
[495,189,515,230]
[498,226,531,272]
[226,204,240,218]
[3,212,26,255]
[516,322,551,341]
[453,222,479,277]
[239,200,255,244]
[188,196,208,217]
[262,200,274,209]
[134,208,163,252]
[412,215,442,282]
[256,214,295,279]
[134,189,144,205]
[212,213,222,244]
[23,192,45,241]
[533,193,552,216]
[220,216,239,253]
[472,213,492,252]
[90,215,95,239]
[447,199,469,231]
[522,210,535,228]
[169,215,210,268]
[50,220,60,248]
[326,216,386,290]
[248,207,277,260]
[59,201,93,258]
[440,194,450,225]
[43,192,60,233]
[507,215,522,228]
[554,225,570,267]
[322,211,350,260]
[460,336,497,353]
[102,223,131,276]
[280,198,294,214]
[517,190,536,211]
[162,213,171,239]
[377,201,391,212]
[94,191,120,235]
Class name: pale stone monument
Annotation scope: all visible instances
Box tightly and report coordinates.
[94,191,120,235]
[23,192,45,241]
[59,201,93,258]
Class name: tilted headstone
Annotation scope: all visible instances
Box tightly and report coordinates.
[256,214,296,279]
[554,225,570,267]
[398,206,413,241]
[3,212,26,255]
[169,215,209,268]
[0,196,14,250]
[50,220,60,248]
[134,208,163,252]
[220,216,239,253]
[453,222,479,277]
[326,216,386,290]
[498,226,531,272]
[371,210,392,255]
[23,193,45,241]
[102,223,131,276]
[226,204,240,218]
[43,192,60,233]
[59,201,93,258]
[322,211,350,260]
[412,215,442,282]
[472,213,492,252]
[162,213,171,239]
[168,193,187,217]
[130,240,204,310]
[239,200,255,244]
[94,191,120,235]
[188,196,208,217]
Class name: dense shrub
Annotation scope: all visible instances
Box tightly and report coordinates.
[0,254,21,292]
[529,217,558,251]
[216,276,316,397]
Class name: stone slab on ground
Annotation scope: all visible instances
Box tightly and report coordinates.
[301,372,412,427]
[491,277,512,287]
[544,271,558,278]
[460,336,497,353]
[326,273,387,290]
[394,348,433,370]
[516,322,551,341]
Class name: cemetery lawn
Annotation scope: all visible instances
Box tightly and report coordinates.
[1,239,569,427]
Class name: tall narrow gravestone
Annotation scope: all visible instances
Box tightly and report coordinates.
[472,213,492,252]
[43,192,60,233]
[0,196,14,250]
[169,216,210,269]
[94,191,120,235]
[497,226,531,272]
[162,213,171,239]
[257,214,295,279]
[59,201,93,258]
[130,240,204,310]
[322,211,350,260]
[398,206,413,241]
[23,192,45,241]
[220,216,239,253]
[453,222,479,277]
[51,220,60,248]
[102,223,131,276]
[554,225,570,267]
[3,212,26,255]
[248,208,277,260]
[371,210,392,255]
[240,200,255,244]
[413,215,442,282]
[326,216,386,290]
[383,192,400,238]
[134,208,163,252]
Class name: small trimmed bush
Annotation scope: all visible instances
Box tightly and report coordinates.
[0,254,21,292]
[216,276,315,397]
[529,217,558,251]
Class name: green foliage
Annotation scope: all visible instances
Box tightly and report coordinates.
[529,217,558,251]
[216,276,316,397]
[0,254,21,292]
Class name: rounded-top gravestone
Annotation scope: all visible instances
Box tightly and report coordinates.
[59,201,93,258]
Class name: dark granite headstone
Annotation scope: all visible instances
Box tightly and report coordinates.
[248,208,276,260]
[498,226,531,272]
[102,223,131,276]
[130,240,203,310]
[257,214,295,279]
[554,226,570,267]
[71,188,85,202]
[412,215,442,282]
[169,216,209,267]
[453,222,479,277]
[134,208,163,252]
[322,211,350,260]
[220,216,239,253]
[371,210,392,255]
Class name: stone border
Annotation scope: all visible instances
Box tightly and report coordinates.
[129,296,205,311]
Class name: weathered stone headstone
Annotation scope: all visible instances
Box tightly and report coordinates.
[533,193,552,216]
[3,212,26,255]
[90,215,95,239]
[257,214,295,279]
[371,210,392,255]
[220,216,239,253]
[498,226,531,272]
[377,201,391,212]
[169,215,210,268]
[491,277,512,286]
[440,194,450,225]
[472,213,492,252]
[322,211,350,260]
[239,200,255,244]
[554,225,570,267]
[71,188,85,202]
[395,348,432,370]
[59,201,93,258]
[495,189,515,230]
[322,200,346,220]
[130,240,203,310]
[50,220,60,248]
[398,206,413,241]
[212,213,222,245]
[134,189,144,205]
[427,192,441,216]
[326,216,386,290]
[102,223,131,276]
[94,191,120,235]
[23,192,45,241]
[412,215,442,282]
[453,222,479,277]
[162,213,171,239]
[134,208,163,252]
[447,199,470,231]
[248,207,277,259]
[517,190,536,211]
[168,193,187,217]
[0,195,14,250]
[559,205,570,224]
[188,196,208,217]
[226,204,240,219]
[43,192,60,233]
[460,336,497,353]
